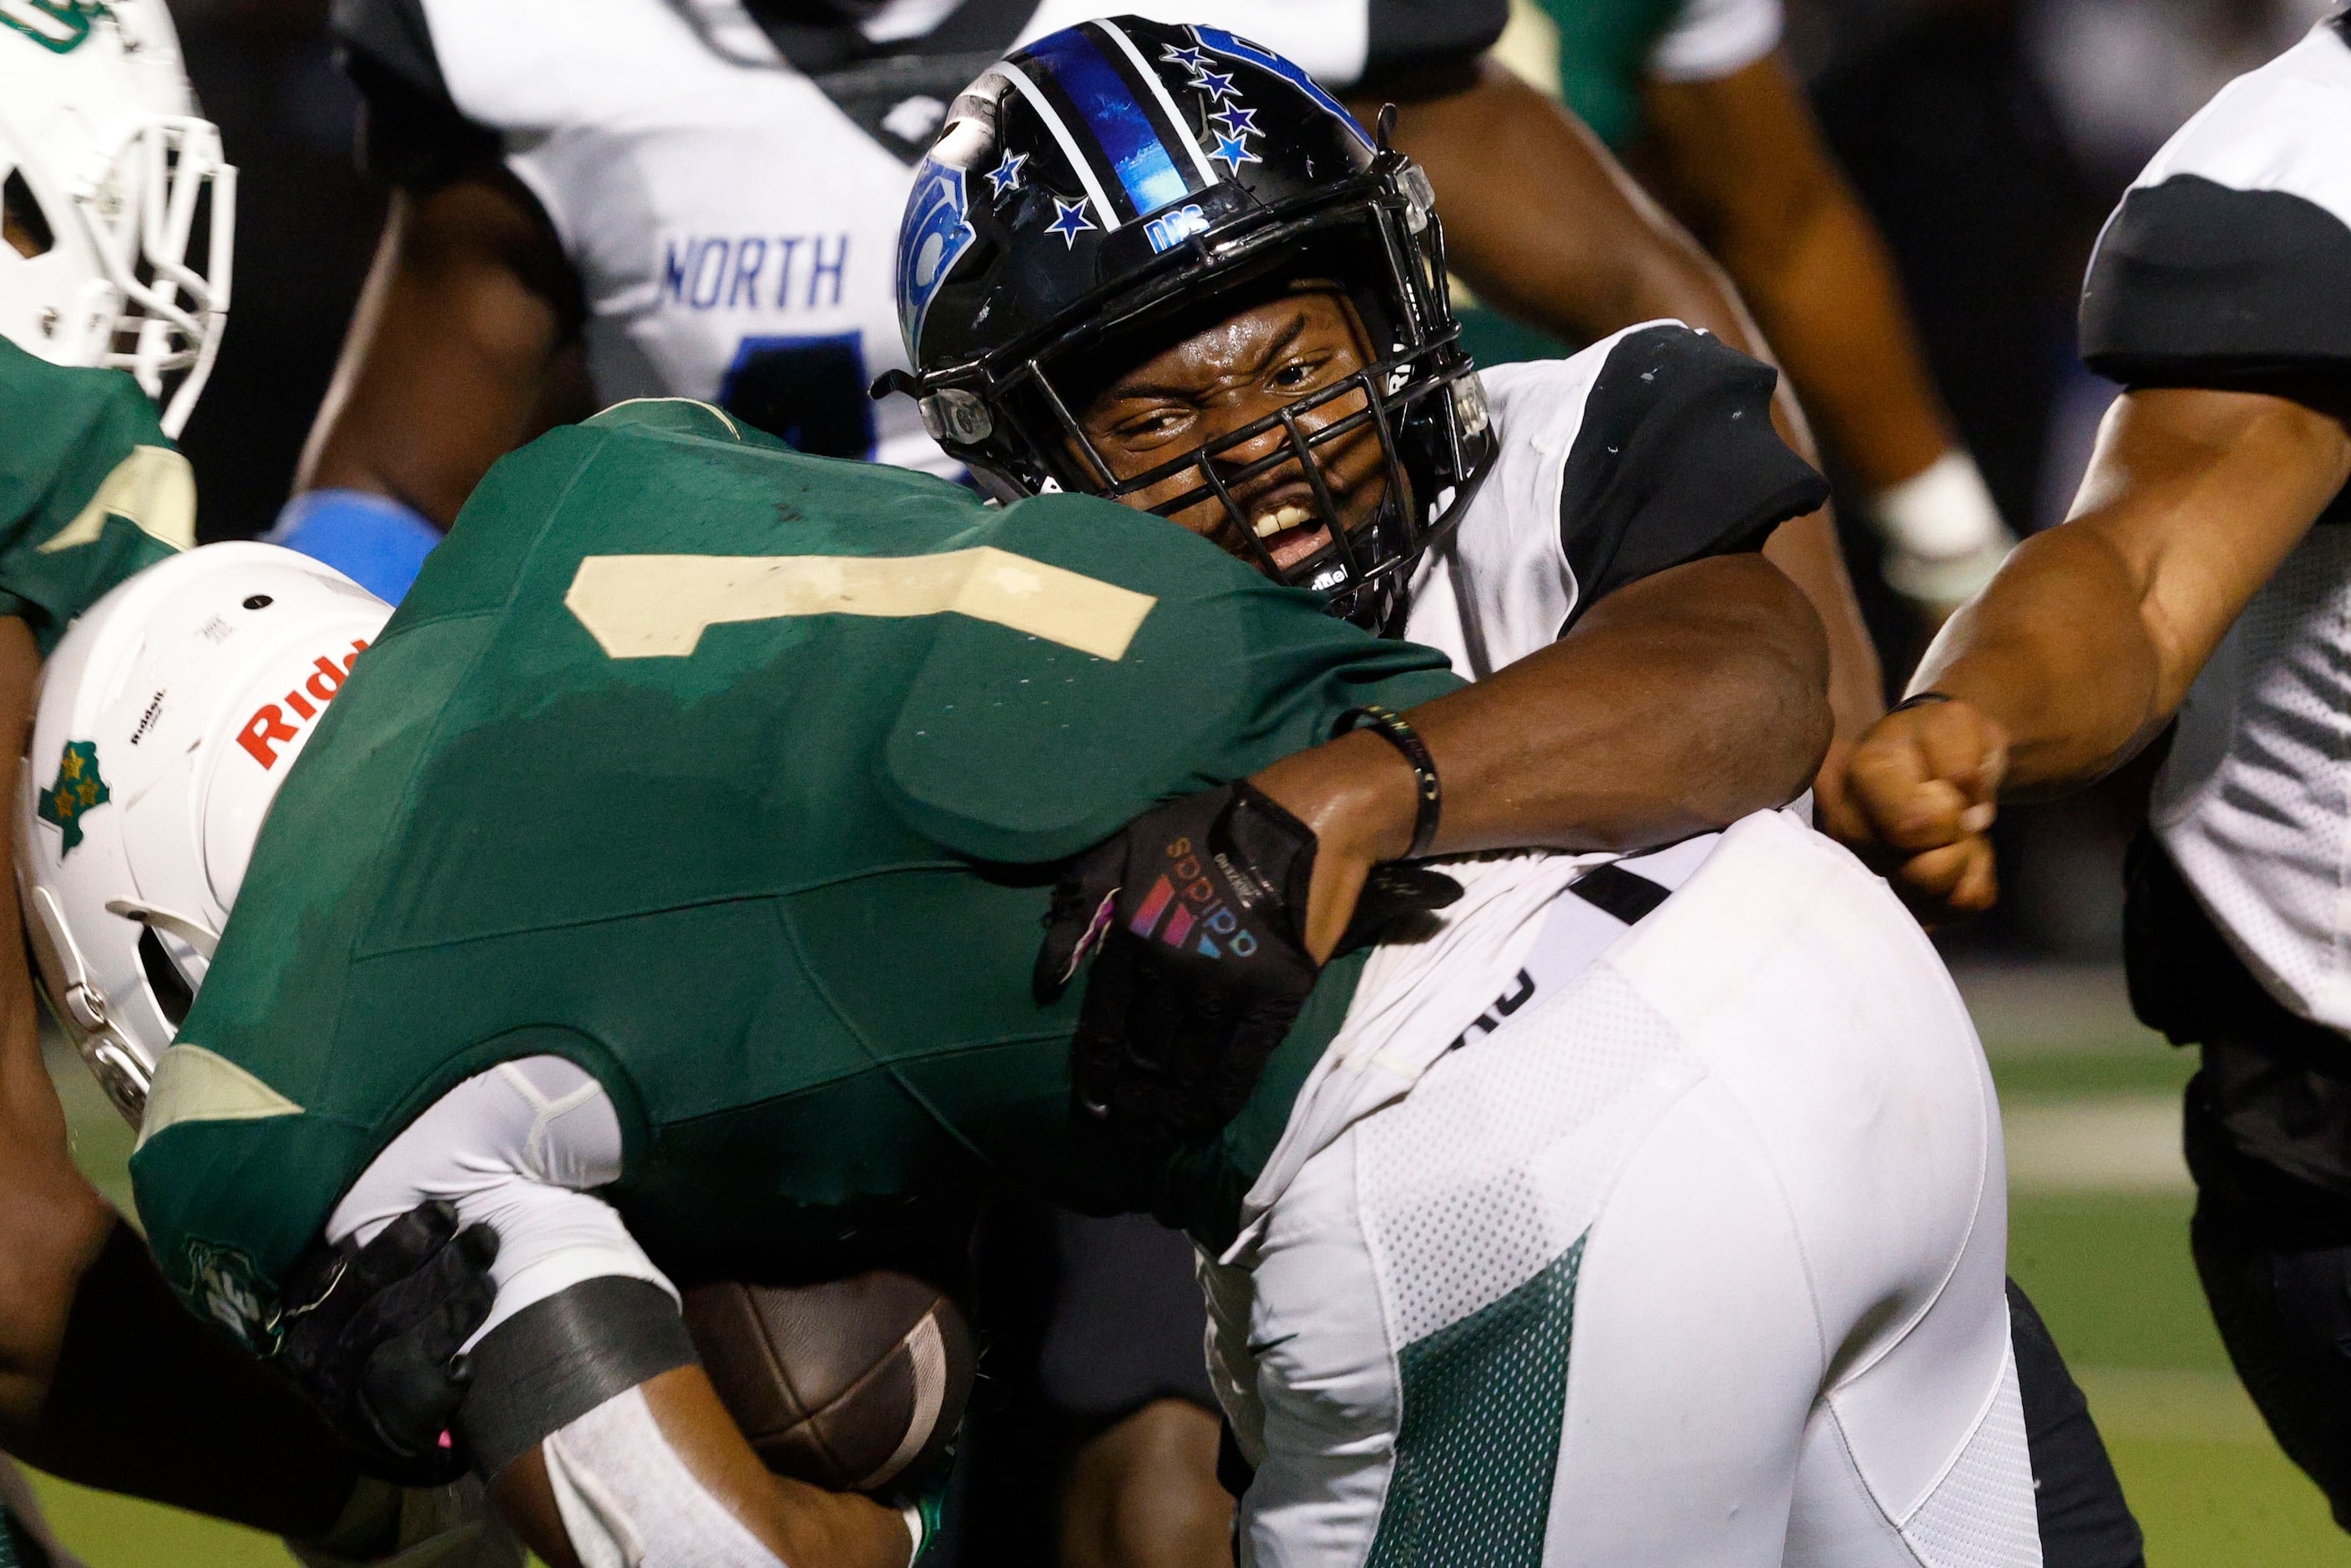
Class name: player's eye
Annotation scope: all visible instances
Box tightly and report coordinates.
[1268,353,1335,394]
[1110,406,1193,445]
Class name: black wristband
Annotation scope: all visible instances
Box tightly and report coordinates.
[1338,705,1442,859]
[1893,690,1958,714]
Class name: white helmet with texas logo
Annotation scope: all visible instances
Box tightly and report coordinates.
[17,542,387,1125]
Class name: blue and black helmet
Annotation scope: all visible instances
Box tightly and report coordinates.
[875,15,1493,633]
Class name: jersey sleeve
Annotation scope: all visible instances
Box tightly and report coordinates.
[2078,22,2351,400]
[330,0,501,190]
[0,342,190,651]
[1495,325,1824,627]
[1646,0,1783,83]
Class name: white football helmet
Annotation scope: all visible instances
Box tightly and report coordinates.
[18,544,388,1125]
[0,0,235,436]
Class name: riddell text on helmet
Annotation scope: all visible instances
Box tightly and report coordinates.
[236,640,371,768]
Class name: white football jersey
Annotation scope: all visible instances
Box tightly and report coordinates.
[335,0,1504,480]
[2080,18,2351,1031]
[1408,321,1827,677]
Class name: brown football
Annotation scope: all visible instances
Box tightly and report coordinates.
[680,1272,976,1493]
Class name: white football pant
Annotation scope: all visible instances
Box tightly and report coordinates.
[1206,811,2039,1568]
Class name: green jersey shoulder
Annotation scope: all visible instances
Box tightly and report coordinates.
[129,399,1459,1333]
[0,338,191,649]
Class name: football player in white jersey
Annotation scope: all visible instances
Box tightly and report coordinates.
[872,23,2043,1563]
[898,17,2142,1567]
[1835,10,2351,1533]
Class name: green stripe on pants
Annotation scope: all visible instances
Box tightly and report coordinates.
[1367,1234,1586,1567]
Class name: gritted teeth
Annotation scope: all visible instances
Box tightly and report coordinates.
[1252,503,1314,539]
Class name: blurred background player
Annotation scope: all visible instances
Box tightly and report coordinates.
[1830,8,2351,1536]
[0,8,519,1564]
[1469,0,2013,622]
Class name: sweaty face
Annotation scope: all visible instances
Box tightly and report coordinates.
[1074,291,1389,576]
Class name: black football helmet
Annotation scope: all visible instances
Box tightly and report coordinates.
[875,15,1494,633]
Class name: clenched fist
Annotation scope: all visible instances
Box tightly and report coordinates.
[1822,695,2009,920]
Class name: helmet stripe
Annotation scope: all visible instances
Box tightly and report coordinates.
[1019,28,1201,224]
[1090,21,1220,192]
[986,63,1120,229]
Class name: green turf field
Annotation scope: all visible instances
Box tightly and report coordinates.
[23,967,2350,1565]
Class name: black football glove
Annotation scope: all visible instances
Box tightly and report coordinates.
[276,1199,499,1485]
[1036,779,1460,1146]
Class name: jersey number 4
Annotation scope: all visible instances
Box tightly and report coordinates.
[719,332,876,460]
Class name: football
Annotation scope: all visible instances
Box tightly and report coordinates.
[681,1272,976,1494]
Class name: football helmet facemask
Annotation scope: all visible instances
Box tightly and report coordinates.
[0,0,235,437]
[879,16,1493,634]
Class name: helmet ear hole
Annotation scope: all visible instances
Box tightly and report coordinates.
[3,169,55,259]
[137,924,192,1028]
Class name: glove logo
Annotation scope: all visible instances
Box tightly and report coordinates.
[1127,837,1254,959]
[36,740,109,856]
[183,1237,278,1355]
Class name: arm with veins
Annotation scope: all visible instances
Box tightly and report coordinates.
[1834,387,2351,913]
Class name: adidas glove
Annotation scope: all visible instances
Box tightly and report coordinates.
[1036,780,1458,1146]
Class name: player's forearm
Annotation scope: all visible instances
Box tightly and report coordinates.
[1913,387,2351,797]
[298,184,570,527]
[1905,525,2168,797]
[1373,66,1742,348]
[492,1368,914,1568]
[1260,554,1830,867]
[0,615,114,1440]
[7,1221,361,1538]
[1718,184,1949,493]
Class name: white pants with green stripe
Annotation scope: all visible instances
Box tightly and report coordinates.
[1206,811,2038,1568]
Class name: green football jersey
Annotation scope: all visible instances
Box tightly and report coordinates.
[129,400,1462,1344]
[0,338,192,649]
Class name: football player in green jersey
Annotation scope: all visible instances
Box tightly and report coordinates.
[108,387,1833,1566]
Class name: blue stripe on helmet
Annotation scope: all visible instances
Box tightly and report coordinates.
[1192,27,1373,150]
[1024,28,1197,220]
